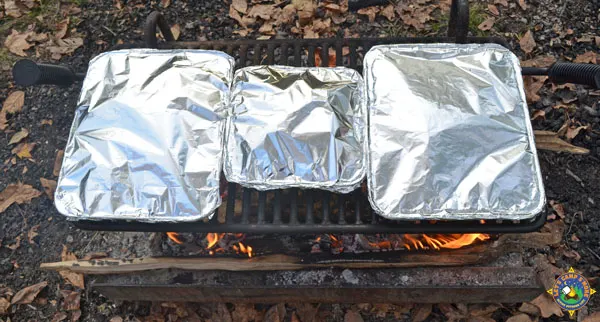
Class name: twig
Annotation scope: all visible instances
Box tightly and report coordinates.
[102,25,117,36]
[82,231,99,254]
[587,247,600,262]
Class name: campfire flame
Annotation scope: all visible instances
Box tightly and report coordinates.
[234,242,253,258]
[403,234,490,250]
[166,232,183,244]
[206,233,225,249]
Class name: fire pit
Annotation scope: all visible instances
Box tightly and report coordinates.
[16,0,598,305]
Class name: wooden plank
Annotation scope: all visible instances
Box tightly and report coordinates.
[91,267,544,304]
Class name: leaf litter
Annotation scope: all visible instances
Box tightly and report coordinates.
[0,183,42,213]
[11,281,47,305]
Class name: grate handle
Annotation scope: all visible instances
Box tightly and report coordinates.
[144,11,175,48]
[12,59,83,86]
[548,62,600,89]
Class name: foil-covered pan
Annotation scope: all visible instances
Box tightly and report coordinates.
[55,49,234,222]
[364,43,545,220]
[224,66,367,193]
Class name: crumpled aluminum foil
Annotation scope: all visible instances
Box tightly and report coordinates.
[55,49,234,222]
[364,43,545,220]
[224,66,367,193]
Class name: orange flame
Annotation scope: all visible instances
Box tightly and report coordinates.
[206,233,224,249]
[403,234,490,250]
[166,232,183,244]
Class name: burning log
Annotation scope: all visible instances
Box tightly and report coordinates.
[40,222,563,274]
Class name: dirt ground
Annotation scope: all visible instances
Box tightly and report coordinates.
[0,0,599,321]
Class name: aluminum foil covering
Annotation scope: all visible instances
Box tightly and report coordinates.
[224,66,367,192]
[55,49,234,222]
[364,43,545,220]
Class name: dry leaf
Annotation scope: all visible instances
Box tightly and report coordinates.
[495,0,508,6]
[264,304,286,322]
[324,3,341,12]
[4,29,32,57]
[0,297,10,315]
[40,178,57,200]
[521,55,556,68]
[380,5,395,21]
[232,0,248,14]
[530,293,563,318]
[290,304,318,322]
[549,201,565,218]
[53,150,64,177]
[11,282,47,305]
[517,0,527,10]
[344,310,364,322]
[534,130,590,154]
[3,91,25,114]
[59,245,85,289]
[27,224,39,244]
[396,4,434,30]
[55,18,69,39]
[487,4,499,15]
[531,110,545,121]
[12,142,35,159]
[230,4,247,27]
[71,310,81,322]
[478,17,495,31]
[52,312,68,322]
[574,51,597,64]
[259,22,275,35]
[109,317,123,322]
[161,0,170,8]
[523,75,546,103]
[566,125,588,140]
[61,290,80,311]
[4,0,23,18]
[7,235,21,250]
[506,313,532,322]
[276,4,296,25]
[41,119,53,126]
[248,4,276,20]
[520,30,536,54]
[298,2,315,26]
[28,32,48,43]
[583,312,600,322]
[412,304,432,322]
[518,302,540,315]
[47,37,84,60]
[0,183,42,213]
[357,7,378,23]
[8,128,29,145]
[170,24,180,41]
[563,249,581,261]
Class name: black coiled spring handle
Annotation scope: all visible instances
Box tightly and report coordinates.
[548,62,600,89]
[523,62,600,89]
[12,59,84,87]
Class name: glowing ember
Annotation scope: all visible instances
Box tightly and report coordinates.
[166,232,183,244]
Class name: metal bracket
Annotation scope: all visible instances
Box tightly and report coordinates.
[144,11,175,48]
[448,0,470,43]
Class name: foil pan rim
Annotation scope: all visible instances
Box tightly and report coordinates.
[55,49,235,222]
[364,43,546,220]
[224,65,367,193]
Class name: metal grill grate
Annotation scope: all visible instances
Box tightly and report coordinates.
[72,23,546,233]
